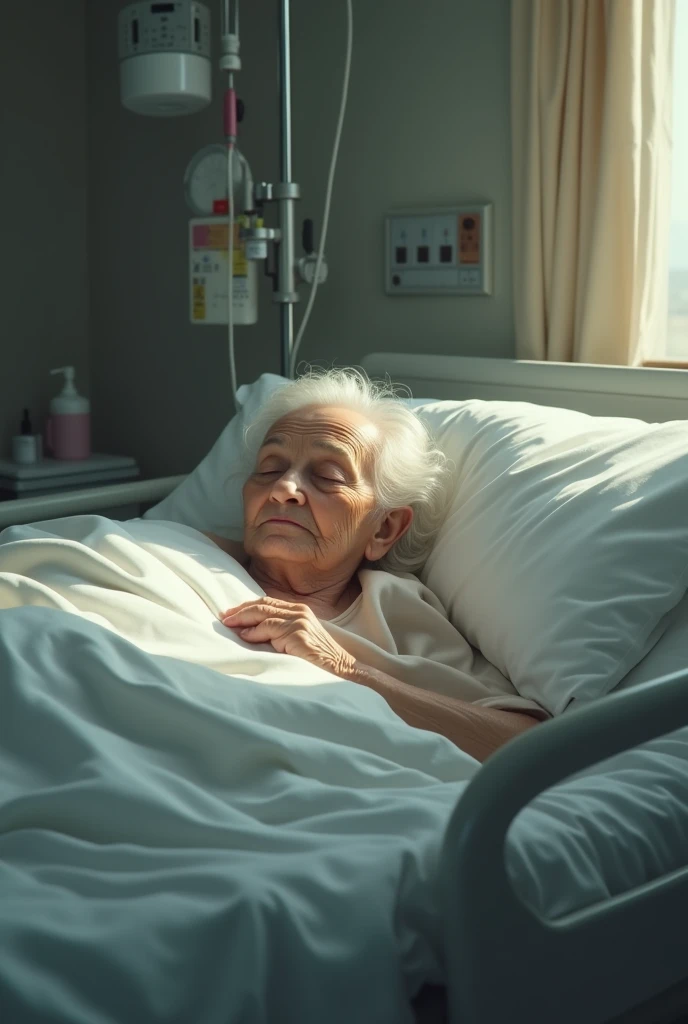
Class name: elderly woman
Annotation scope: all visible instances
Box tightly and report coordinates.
[206,369,544,762]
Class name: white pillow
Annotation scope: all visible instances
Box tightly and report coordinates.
[416,399,688,716]
[613,588,688,694]
[144,373,286,538]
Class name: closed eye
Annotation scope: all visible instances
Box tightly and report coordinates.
[314,460,348,484]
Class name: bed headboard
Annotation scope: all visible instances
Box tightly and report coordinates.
[360,353,688,423]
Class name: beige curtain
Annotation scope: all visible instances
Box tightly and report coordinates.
[511,0,675,365]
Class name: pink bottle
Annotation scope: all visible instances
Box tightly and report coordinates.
[46,366,91,460]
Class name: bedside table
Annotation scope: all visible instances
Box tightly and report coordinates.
[0,454,141,520]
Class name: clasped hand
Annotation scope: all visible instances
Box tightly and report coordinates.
[221,597,356,678]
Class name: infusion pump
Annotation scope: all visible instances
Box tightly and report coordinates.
[189,217,258,326]
[184,141,259,327]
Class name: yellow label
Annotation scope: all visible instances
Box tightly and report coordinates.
[233,222,248,277]
[192,283,206,320]
[196,220,248,277]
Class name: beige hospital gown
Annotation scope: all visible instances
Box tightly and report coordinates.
[322,569,548,719]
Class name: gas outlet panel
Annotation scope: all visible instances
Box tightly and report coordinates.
[385,203,493,296]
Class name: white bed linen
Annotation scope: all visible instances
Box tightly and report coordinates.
[0,516,478,1024]
[508,725,688,920]
[1,515,687,1023]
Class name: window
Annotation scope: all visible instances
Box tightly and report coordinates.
[666,0,688,361]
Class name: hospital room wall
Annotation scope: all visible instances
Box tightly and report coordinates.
[288,0,515,370]
[0,3,89,463]
[86,0,513,477]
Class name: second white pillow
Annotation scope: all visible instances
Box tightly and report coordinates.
[417,399,688,716]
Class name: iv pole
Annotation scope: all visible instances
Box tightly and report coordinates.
[275,0,298,378]
[229,0,315,379]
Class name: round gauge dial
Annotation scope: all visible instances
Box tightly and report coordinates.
[183,143,244,216]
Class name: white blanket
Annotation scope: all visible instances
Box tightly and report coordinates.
[0,516,478,1024]
[2,515,688,1023]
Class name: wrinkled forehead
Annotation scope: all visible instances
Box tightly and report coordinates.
[261,405,380,470]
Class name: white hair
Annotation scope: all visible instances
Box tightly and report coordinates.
[243,367,451,574]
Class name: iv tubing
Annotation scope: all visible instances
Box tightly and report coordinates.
[226,78,238,410]
[289,0,353,377]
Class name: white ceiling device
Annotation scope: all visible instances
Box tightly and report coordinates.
[118,2,212,117]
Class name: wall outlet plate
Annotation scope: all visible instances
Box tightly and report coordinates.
[385,203,493,296]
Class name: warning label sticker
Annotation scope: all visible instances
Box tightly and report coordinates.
[459,213,481,265]
[192,282,206,321]
[191,220,248,277]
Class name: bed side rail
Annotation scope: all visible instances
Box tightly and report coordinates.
[0,476,186,530]
[442,671,688,1024]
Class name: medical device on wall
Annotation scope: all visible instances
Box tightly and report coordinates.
[385,204,494,296]
[118,2,212,116]
[118,0,353,396]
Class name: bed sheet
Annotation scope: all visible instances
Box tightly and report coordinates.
[0,516,687,1023]
[508,723,688,920]
[0,515,478,1024]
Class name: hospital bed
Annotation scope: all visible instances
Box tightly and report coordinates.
[1,352,688,1024]
[364,354,688,1024]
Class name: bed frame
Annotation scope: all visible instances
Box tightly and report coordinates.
[360,351,688,421]
[2,353,688,1024]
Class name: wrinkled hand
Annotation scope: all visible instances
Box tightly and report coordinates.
[220,597,356,678]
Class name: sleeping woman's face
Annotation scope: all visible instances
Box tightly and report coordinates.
[242,405,405,577]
